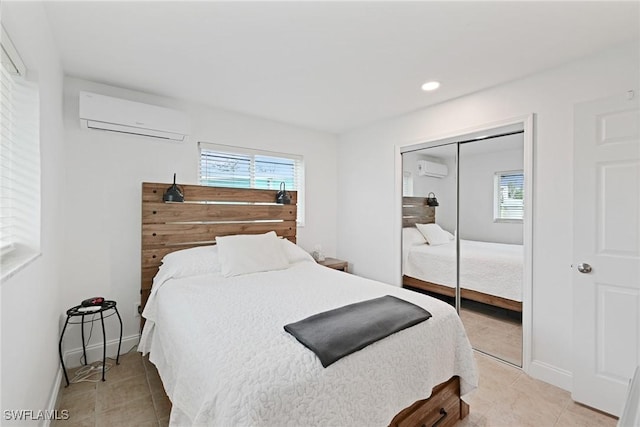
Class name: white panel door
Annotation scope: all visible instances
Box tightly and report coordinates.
[573,90,640,416]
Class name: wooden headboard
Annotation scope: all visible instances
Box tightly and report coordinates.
[141,182,297,317]
[402,196,435,227]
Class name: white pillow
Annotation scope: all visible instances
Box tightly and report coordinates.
[216,231,290,277]
[155,245,220,284]
[281,238,315,264]
[416,223,452,246]
[403,227,426,246]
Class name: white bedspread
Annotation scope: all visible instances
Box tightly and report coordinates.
[404,240,523,302]
[140,260,477,426]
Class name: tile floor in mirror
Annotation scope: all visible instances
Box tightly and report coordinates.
[460,301,523,366]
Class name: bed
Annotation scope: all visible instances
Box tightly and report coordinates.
[402,197,523,313]
[139,183,478,426]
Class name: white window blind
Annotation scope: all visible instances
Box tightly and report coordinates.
[0,63,16,251]
[1,26,41,278]
[494,171,524,221]
[199,143,305,225]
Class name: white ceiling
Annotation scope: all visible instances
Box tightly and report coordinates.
[43,1,639,134]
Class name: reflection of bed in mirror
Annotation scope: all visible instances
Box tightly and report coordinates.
[402,197,523,312]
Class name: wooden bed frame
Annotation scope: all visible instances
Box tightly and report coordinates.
[402,196,523,313]
[141,182,469,426]
[403,275,522,313]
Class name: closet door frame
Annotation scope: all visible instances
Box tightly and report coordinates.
[395,114,534,372]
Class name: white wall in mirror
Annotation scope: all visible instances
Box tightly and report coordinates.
[459,134,524,245]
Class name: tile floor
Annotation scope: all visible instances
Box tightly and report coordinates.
[54,352,617,427]
[54,353,170,427]
[462,353,617,427]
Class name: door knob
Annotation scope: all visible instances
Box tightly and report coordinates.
[577,263,592,274]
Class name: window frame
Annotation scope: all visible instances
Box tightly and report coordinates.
[198,142,305,226]
[493,169,524,223]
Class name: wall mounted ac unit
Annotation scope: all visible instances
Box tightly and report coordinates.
[417,160,448,178]
[79,91,189,141]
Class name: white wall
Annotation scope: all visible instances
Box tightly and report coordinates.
[336,41,640,390]
[0,1,65,422]
[459,144,524,245]
[60,77,339,357]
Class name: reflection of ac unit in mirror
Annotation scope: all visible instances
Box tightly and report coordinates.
[417,160,448,178]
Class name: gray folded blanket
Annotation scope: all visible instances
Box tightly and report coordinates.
[284,295,432,367]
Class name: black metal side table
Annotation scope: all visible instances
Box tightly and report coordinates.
[58,300,123,386]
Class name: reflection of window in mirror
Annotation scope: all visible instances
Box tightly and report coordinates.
[403,171,414,196]
[494,170,524,222]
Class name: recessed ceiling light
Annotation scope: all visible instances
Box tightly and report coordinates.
[421,81,440,91]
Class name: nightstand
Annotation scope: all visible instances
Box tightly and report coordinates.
[317,257,349,272]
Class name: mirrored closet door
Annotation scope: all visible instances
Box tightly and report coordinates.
[401,127,526,367]
[457,133,524,366]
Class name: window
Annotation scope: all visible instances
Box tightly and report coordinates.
[494,171,524,222]
[1,25,41,280]
[402,171,414,196]
[199,142,305,225]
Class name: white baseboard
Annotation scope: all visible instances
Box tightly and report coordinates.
[63,333,140,369]
[41,367,63,427]
[528,359,573,392]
